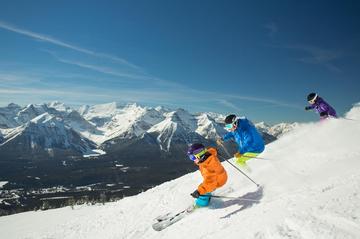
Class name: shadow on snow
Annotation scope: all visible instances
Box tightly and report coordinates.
[211,186,264,219]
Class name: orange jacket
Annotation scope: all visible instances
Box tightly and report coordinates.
[196,147,228,195]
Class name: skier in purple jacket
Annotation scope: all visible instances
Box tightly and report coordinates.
[305,93,337,120]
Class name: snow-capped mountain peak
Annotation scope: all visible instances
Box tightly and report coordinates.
[1,111,96,158]
[196,113,226,139]
[80,102,119,120]
[15,103,48,125]
[46,101,72,113]
[30,112,57,124]
[255,121,270,129]
[6,103,21,110]
[0,103,22,128]
[0,101,298,159]
[255,121,299,138]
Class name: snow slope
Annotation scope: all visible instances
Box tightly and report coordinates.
[1,105,360,239]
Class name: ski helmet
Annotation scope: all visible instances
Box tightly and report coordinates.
[225,114,237,124]
[187,143,207,161]
[224,114,238,131]
[307,93,318,104]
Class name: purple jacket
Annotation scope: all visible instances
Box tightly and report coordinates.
[308,97,337,118]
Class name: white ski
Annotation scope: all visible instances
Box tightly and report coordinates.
[152,205,197,231]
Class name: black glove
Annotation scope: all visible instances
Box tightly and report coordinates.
[190,190,200,198]
[305,106,312,111]
[320,112,328,117]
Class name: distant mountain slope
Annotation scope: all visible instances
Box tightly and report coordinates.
[0,113,96,159]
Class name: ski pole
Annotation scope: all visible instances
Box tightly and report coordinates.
[343,117,358,121]
[218,155,260,187]
[210,195,261,202]
[216,140,232,158]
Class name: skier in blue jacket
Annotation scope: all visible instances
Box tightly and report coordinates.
[217,114,264,167]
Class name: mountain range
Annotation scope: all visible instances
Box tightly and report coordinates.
[0,102,298,161]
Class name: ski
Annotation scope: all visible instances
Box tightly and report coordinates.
[152,205,197,231]
[155,212,172,222]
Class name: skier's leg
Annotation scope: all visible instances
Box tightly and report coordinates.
[195,192,212,207]
[235,152,258,167]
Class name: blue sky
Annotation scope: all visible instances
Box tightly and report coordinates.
[0,0,359,123]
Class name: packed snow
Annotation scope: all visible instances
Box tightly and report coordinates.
[0,105,360,239]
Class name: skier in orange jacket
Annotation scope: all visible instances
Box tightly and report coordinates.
[187,143,228,207]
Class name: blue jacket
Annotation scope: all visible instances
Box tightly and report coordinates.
[223,118,265,154]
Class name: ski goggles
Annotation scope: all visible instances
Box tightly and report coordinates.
[225,121,237,131]
[187,148,207,161]
[225,123,234,129]
[308,98,316,104]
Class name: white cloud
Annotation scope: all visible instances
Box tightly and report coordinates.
[0,77,302,111]
[227,94,302,109]
[0,72,42,84]
[285,45,343,73]
[264,22,278,37]
[56,57,152,81]
[0,20,139,69]
[41,50,187,88]
[216,99,243,113]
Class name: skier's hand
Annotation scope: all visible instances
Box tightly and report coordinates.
[234,152,242,159]
[190,190,200,198]
[305,106,312,111]
[216,138,223,146]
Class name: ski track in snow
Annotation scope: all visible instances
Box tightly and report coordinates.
[1,107,360,238]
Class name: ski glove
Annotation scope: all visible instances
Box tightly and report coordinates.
[320,112,328,117]
[234,152,242,159]
[216,138,223,146]
[191,190,200,198]
[305,106,312,111]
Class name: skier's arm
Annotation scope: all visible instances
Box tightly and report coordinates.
[222,132,234,142]
[305,105,315,110]
[197,174,217,195]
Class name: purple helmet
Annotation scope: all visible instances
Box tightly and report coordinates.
[187,143,206,161]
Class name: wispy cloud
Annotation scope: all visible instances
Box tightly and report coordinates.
[0,19,303,113]
[56,57,152,81]
[41,49,188,88]
[0,84,200,108]
[0,71,302,111]
[227,94,302,109]
[183,88,302,110]
[0,20,140,69]
[0,72,43,85]
[0,73,30,82]
[216,99,243,113]
[285,45,344,73]
[0,86,122,104]
[264,22,278,37]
